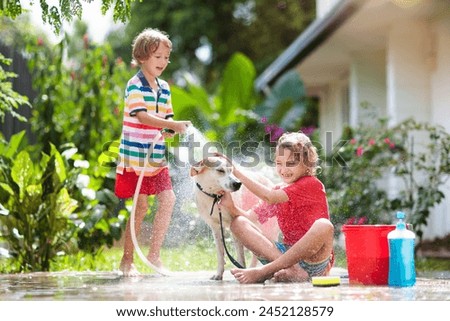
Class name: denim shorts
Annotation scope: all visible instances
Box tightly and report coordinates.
[258,242,332,278]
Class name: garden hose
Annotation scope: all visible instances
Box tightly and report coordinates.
[129,130,173,276]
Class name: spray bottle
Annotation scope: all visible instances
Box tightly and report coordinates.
[388,211,416,287]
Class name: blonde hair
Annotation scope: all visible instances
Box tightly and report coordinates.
[277,132,319,175]
[131,28,172,66]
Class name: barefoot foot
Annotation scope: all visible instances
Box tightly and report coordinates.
[147,256,171,275]
[148,255,169,269]
[231,267,272,284]
[273,266,309,283]
[119,262,140,277]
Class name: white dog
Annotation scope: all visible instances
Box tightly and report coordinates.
[190,155,278,280]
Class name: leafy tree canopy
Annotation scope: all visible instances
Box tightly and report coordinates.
[0,0,140,34]
[109,0,315,86]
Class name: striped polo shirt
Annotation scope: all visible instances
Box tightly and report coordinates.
[116,70,174,177]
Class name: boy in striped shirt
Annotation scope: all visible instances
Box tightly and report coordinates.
[115,28,191,276]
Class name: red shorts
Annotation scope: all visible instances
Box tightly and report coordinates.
[114,168,172,199]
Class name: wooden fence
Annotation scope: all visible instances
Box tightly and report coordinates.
[0,42,36,143]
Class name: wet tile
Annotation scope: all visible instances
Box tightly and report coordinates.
[0,270,448,301]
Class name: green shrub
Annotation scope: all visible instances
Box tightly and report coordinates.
[0,134,77,271]
[0,131,125,272]
[321,117,450,245]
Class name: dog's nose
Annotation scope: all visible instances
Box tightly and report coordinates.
[232,181,242,190]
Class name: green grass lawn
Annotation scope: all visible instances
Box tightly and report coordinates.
[1,241,448,274]
[48,243,450,274]
[57,243,450,274]
[47,240,221,273]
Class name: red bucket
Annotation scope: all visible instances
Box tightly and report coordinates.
[341,225,395,285]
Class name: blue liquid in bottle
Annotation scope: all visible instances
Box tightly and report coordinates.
[388,212,416,287]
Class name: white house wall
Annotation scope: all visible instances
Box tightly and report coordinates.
[427,17,450,240]
[386,18,450,240]
[283,0,450,240]
[318,81,347,146]
[430,18,450,132]
[386,19,432,125]
[349,50,386,126]
[309,4,450,240]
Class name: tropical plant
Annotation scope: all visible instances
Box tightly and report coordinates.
[254,69,317,139]
[171,57,313,148]
[0,20,129,267]
[0,132,78,271]
[24,30,129,253]
[0,131,126,271]
[172,52,262,145]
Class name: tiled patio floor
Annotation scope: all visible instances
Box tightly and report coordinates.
[1,268,448,301]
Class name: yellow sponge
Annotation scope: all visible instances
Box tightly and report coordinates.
[311,276,341,287]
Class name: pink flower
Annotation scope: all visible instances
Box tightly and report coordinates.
[345,217,356,225]
[345,216,368,225]
[264,124,273,134]
[357,217,368,224]
[384,137,395,149]
[265,124,284,142]
[261,117,267,124]
[301,126,316,136]
[350,138,357,145]
[356,146,364,157]
[273,127,284,141]
[368,138,375,146]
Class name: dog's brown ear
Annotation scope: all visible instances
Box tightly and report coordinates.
[190,160,204,177]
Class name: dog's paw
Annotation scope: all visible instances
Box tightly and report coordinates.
[210,274,223,281]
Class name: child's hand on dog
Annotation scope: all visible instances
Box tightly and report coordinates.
[213,153,243,176]
[218,192,238,216]
[211,152,233,163]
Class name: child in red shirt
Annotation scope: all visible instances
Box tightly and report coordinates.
[219,132,334,283]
